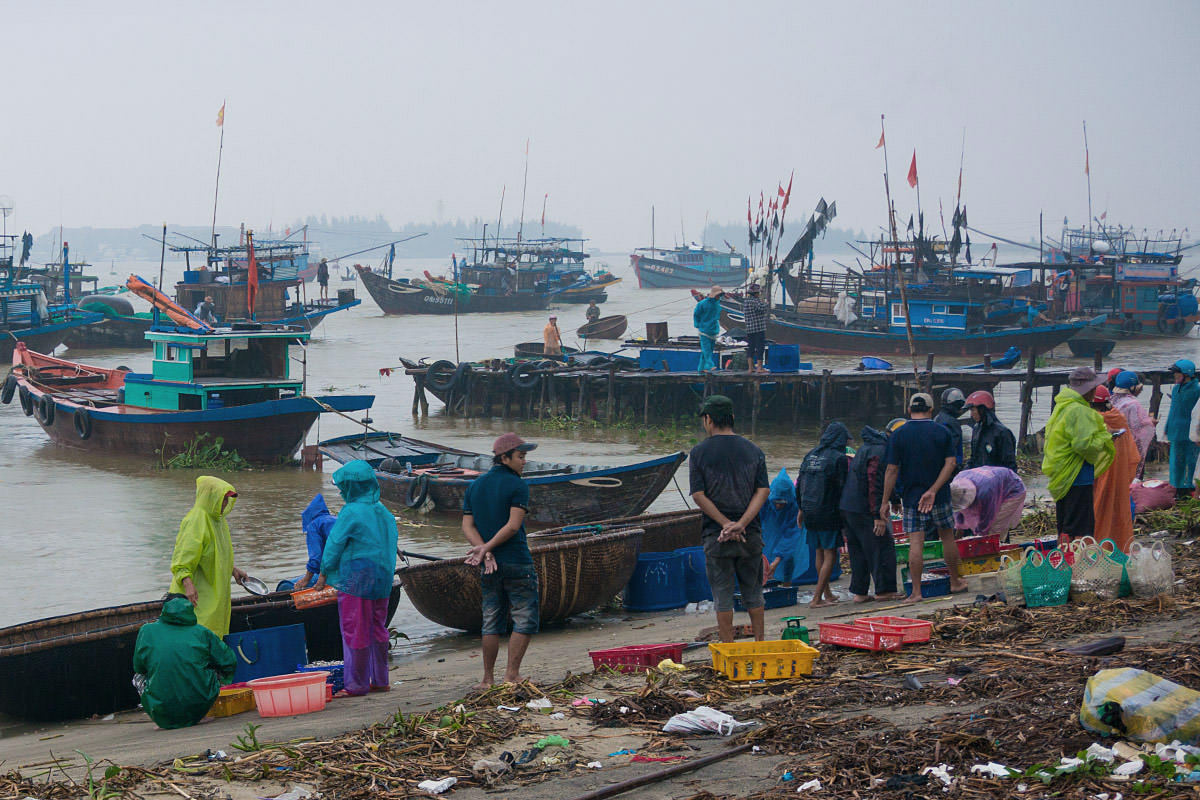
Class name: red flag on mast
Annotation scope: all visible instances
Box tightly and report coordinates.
[907,151,919,188]
[246,232,259,318]
[875,129,885,149]
[782,171,793,214]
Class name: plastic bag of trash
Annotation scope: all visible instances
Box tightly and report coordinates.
[662,705,755,736]
[1080,668,1200,743]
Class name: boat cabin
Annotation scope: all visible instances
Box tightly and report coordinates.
[0,284,51,331]
[170,236,314,322]
[125,326,309,411]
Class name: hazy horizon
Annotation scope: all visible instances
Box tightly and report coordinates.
[3,1,1197,256]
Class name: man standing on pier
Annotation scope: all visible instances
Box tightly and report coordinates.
[880,393,968,603]
[543,315,563,357]
[690,286,724,371]
[1042,366,1115,542]
[689,395,770,642]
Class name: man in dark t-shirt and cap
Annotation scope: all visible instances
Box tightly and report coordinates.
[689,395,770,642]
[463,432,539,688]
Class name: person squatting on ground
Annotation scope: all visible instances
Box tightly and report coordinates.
[759,469,807,586]
[796,421,850,608]
[169,476,247,637]
[1041,366,1115,543]
[840,422,902,602]
[320,460,399,696]
[881,393,968,602]
[934,387,967,468]
[132,594,236,729]
[950,466,1026,541]
[964,391,1017,471]
[1110,370,1156,478]
[691,286,724,372]
[1165,359,1200,500]
[463,433,540,687]
[742,283,768,373]
[1090,386,1139,553]
[689,395,770,643]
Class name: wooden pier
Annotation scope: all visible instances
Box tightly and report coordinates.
[404,351,1173,450]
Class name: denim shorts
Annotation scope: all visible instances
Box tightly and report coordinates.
[480,562,540,636]
[903,502,955,535]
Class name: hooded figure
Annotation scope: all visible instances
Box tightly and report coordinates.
[321,460,399,695]
[132,596,236,729]
[692,289,723,371]
[295,494,337,590]
[950,466,1026,538]
[758,469,808,585]
[839,425,899,599]
[1042,387,1115,501]
[796,421,849,607]
[169,476,241,636]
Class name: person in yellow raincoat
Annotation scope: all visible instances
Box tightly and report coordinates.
[1041,367,1115,543]
[169,476,246,636]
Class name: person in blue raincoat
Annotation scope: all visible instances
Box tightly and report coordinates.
[292,494,337,591]
[691,286,724,371]
[319,461,399,695]
[758,469,808,586]
[1166,359,1200,499]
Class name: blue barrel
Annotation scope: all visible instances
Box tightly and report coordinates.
[674,546,712,603]
[623,552,687,611]
[224,624,309,683]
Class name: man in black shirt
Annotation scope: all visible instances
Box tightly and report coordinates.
[689,395,770,642]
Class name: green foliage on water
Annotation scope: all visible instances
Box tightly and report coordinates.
[159,434,250,472]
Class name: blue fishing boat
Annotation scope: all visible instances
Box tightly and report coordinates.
[7,305,372,463]
[631,244,749,289]
[0,236,102,360]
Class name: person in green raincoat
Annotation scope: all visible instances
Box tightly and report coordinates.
[1041,366,1115,543]
[169,476,247,637]
[132,595,236,729]
[320,460,399,695]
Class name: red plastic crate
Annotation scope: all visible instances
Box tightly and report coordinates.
[818,622,903,652]
[853,616,933,644]
[956,534,1001,558]
[589,643,685,673]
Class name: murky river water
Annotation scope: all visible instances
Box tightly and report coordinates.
[0,255,1191,646]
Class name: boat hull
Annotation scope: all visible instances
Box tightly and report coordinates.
[357,266,550,315]
[319,432,687,527]
[398,529,643,632]
[0,584,402,722]
[631,254,748,289]
[720,303,1098,356]
[577,315,629,340]
[0,314,104,360]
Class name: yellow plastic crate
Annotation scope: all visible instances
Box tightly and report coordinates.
[208,687,256,718]
[708,640,819,681]
[958,553,1003,576]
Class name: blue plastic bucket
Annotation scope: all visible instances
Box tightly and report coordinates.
[623,552,687,611]
[224,624,309,684]
[674,546,712,603]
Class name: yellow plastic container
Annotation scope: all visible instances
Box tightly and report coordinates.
[207,687,256,718]
[708,640,819,681]
[957,553,1003,576]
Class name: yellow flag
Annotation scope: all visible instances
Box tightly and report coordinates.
[216,102,225,128]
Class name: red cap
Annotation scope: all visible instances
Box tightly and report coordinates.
[1106,367,1122,381]
[1092,385,1111,403]
[492,432,537,455]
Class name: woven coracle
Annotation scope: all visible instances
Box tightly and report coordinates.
[399,528,645,631]
[531,509,701,554]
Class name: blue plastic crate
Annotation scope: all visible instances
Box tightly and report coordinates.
[734,584,798,612]
[298,662,344,694]
[623,552,687,611]
[902,575,951,598]
[637,349,701,372]
[766,344,801,373]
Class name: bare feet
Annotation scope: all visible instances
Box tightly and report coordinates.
[901,593,923,605]
[949,581,969,594]
[852,594,874,603]
[502,675,525,685]
[472,679,494,691]
[875,592,906,601]
[809,599,833,608]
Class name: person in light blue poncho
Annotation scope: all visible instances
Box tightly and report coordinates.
[758,469,808,586]
[691,286,724,371]
[320,460,399,695]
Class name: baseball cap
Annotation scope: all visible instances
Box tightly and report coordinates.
[492,432,537,455]
[746,283,761,294]
[699,394,734,417]
[909,392,934,412]
[1091,385,1111,404]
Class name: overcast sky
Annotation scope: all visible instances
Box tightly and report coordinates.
[3,0,1197,253]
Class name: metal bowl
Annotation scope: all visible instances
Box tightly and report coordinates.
[241,575,271,596]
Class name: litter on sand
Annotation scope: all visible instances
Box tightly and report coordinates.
[416,777,456,794]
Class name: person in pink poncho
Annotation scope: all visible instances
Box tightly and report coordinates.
[1110,371,1156,478]
[950,466,1026,540]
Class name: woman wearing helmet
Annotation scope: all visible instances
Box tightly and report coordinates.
[964,390,1017,471]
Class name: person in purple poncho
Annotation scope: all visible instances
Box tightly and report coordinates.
[950,466,1027,541]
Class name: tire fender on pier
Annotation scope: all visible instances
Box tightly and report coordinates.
[508,361,541,390]
[405,473,431,509]
[425,360,459,392]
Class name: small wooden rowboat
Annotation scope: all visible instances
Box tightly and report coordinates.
[0,582,403,721]
[513,341,581,361]
[319,431,687,527]
[576,314,628,340]
[1066,337,1117,359]
[398,528,643,632]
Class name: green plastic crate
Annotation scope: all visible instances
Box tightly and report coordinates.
[895,539,943,564]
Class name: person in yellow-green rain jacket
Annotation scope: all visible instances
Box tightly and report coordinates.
[169,476,247,637]
[1041,367,1115,543]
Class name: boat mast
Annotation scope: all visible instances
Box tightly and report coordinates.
[879,114,920,378]
[211,101,226,252]
[1083,121,1093,256]
[518,139,529,244]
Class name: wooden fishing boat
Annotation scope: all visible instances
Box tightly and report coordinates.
[0,234,105,359]
[1066,337,1116,359]
[577,314,628,340]
[0,582,403,722]
[959,345,1022,370]
[531,508,702,553]
[630,245,749,289]
[398,529,643,632]
[7,322,372,463]
[318,431,687,527]
[356,264,551,314]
